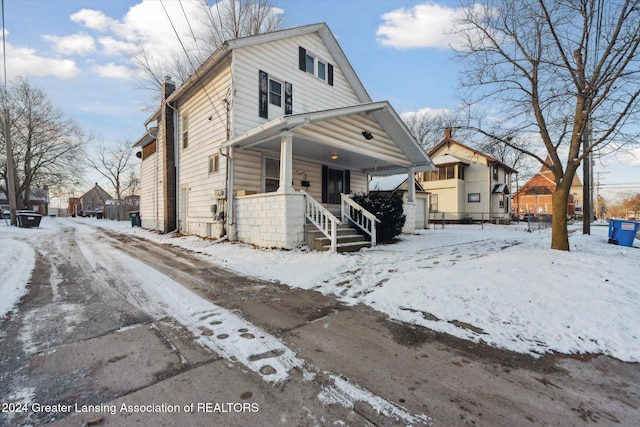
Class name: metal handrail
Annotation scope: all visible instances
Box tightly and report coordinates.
[341,194,380,246]
[301,191,341,252]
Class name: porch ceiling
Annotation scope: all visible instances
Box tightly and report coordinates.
[223,102,435,175]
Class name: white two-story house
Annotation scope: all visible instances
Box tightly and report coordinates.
[134,23,435,251]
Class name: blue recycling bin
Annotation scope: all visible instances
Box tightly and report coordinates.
[608,219,639,247]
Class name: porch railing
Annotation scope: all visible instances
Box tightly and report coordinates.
[302,191,341,252]
[341,194,380,246]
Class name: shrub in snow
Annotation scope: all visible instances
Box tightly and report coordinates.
[351,193,406,243]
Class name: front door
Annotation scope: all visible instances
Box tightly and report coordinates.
[322,166,350,204]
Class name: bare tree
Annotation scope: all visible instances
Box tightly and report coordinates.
[199,0,282,48]
[402,109,475,152]
[402,108,535,177]
[455,0,640,250]
[87,140,137,201]
[135,0,282,92]
[1,78,88,211]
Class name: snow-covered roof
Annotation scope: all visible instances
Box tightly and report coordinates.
[432,154,468,166]
[369,175,407,191]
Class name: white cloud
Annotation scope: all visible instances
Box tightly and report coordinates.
[70,9,117,32]
[43,33,95,55]
[93,62,133,80]
[5,43,80,80]
[377,2,468,50]
[98,37,139,57]
[402,106,453,119]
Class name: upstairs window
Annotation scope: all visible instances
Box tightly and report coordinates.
[299,46,333,86]
[492,165,498,181]
[259,71,292,119]
[269,79,282,107]
[182,113,189,149]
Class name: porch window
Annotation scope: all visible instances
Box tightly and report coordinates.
[264,157,280,193]
[458,165,465,180]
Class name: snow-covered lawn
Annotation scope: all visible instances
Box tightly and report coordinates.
[2,217,638,362]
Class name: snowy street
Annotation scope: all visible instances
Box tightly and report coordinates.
[1,217,639,425]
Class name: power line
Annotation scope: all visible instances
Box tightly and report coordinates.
[159,0,228,128]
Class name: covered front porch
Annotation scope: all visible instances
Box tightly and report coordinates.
[223,102,435,251]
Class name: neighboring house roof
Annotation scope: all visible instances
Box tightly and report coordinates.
[80,185,113,204]
[430,132,518,174]
[369,174,426,192]
[0,189,49,203]
[518,158,583,195]
[133,126,158,148]
[142,22,371,127]
[432,154,469,166]
[222,101,435,175]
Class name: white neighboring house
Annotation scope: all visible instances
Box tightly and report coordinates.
[418,129,517,223]
[369,175,430,230]
[134,23,435,251]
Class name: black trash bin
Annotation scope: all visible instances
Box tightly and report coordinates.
[16,210,43,228]
[128,211,141,227]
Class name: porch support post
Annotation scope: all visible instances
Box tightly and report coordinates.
[407,166,416,203]
[278,132,295,194]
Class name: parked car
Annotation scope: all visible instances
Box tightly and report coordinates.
[521,213,538,222]
[1,205,10,219]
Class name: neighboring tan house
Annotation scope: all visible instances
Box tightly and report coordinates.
[134,23,435,251]
[369,175,430,229]
[513,159,583,218]
[418,129,518,223]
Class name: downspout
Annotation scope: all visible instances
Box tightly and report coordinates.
[219,145,234,239]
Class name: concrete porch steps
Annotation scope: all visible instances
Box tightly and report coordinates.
[305,224,371,252]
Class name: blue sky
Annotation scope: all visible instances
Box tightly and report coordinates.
[2,0,638,199]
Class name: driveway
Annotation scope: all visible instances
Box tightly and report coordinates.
[1,219,638,426]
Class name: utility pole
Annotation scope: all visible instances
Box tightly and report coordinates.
[582,121,591,235]
[2,0,17,225]
[3,108,17,225]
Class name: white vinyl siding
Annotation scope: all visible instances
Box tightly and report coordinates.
[176,60,231,233]
[139,124,164,230]
[231,33,361,136]
[232,149,368,201]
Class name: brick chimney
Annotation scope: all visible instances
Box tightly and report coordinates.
[445,127,452,139]
[163,76,176,100]
[162,76,177,232]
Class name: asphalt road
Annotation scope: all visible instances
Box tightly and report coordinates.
[1,220,639,426]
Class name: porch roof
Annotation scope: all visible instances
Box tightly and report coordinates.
[222,102,435,176]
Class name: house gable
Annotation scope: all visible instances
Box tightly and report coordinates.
[231,25,368,135]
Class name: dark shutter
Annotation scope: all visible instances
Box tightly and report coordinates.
[321,165,328,203]
[344,170,350,194]
[328,63,334,86]
[259,70,268,119]
[299,47,306,72]
[284,82,293,115]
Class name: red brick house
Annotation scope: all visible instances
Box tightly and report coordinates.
[513,159,583,218]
